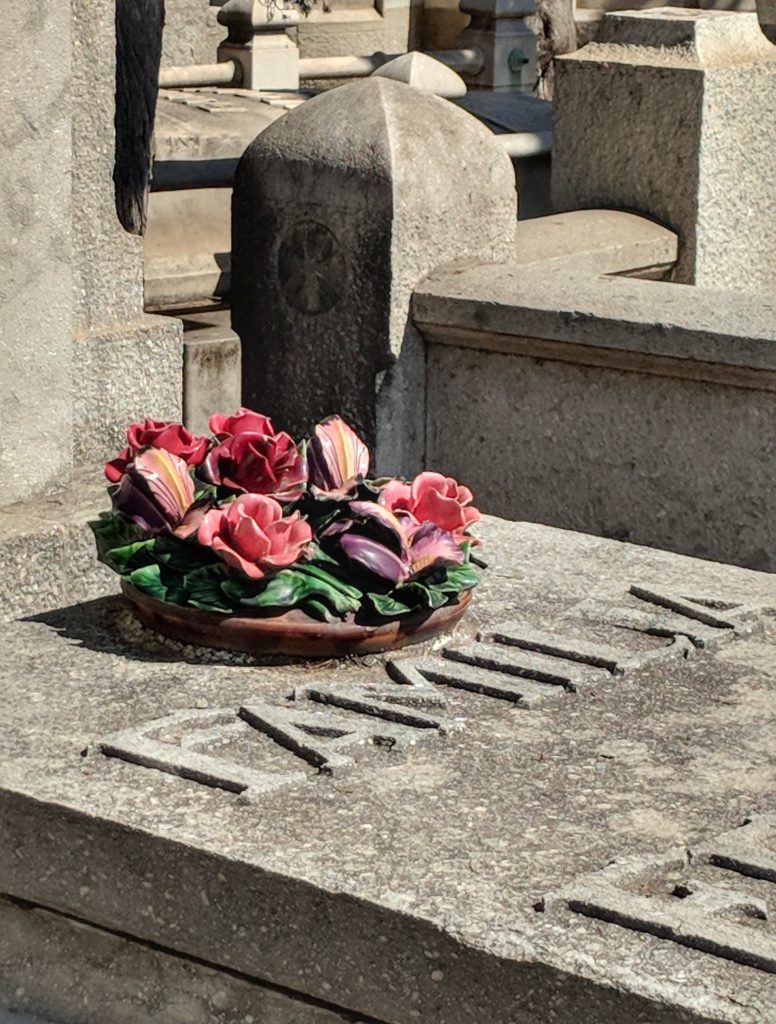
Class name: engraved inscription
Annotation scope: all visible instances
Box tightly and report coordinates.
[628,584,754,632]
[100,709,305,796]
[477,623,692,676]
[100,683,449,789]
[277,220,345,315]
[698,817,776,884]
[389,654,563,708]
[242,688,451,776]
[550,816,776,974]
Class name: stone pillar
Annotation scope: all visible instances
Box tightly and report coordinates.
[0,1,74,506]
[232,78,516,476]
[456,0,538,91]
[71,0,182,464]
[552,9,776,293]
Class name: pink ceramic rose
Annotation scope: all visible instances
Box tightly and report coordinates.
[379,472,480,542]
[198,494,312,580]
[105,419,209,483]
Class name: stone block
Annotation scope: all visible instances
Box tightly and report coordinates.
[181,311,242,434]
[552,9,776,292]
[457,0,538,91]
[415,259,776,570]
[232,77,516,476]
[72,316,183,465]
[161,0,226,67]
[0,1,73,506]
[72,0,145,332]
[0,897,357,1024]
[0,466,115,622]
[1,516,776,1022]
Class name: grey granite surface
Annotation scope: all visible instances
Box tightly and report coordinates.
[1,516,775,1023]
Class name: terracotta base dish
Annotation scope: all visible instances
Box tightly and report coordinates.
[121,581,471,658]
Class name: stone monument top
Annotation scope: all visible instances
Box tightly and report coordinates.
[371,51,468,97]
[588,7,776,65]
[2,516,776,1022]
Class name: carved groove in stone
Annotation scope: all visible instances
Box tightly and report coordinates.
[629,584,746,630]
[566,880,776,974]
[100,709,304,795]
[476,624,629,674]
[389,655,566,707]
[296,682,454,733]
[554,817,776,974]
[443,641,609,690]
[696,817,776,885]
[602,605,724,649]
[239,697,443,775]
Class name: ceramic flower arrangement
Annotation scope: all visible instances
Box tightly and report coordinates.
[91,409,482,623]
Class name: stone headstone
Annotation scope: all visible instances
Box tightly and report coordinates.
[552,8,776,293]
[231,77,516,476]
[372,51,467,97]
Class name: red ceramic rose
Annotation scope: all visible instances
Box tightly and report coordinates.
[198,494,312,580]
[105,419,209,483]
[201,430,307,503]
[209,407,275,439]
[379,471,480,542]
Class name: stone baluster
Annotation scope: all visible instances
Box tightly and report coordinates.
[217,0,302,91]
[456,0,538,91]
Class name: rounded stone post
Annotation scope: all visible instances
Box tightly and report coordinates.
[232,77,516,476]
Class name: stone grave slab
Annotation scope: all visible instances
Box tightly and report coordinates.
[1,515,776,1023]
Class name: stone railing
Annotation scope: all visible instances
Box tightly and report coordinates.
[158,0,538,91]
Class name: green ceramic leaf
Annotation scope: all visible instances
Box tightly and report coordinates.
[152,534,218,573]
[296,563,363,601]
[185,564,233,612]
[126,563,168,602]
[234,566,361,618]
[89,511,147,563]
[301,598,337,623]
[366,591,414,618]
[102,538,156,574]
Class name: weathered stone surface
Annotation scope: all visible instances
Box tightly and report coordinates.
[232,77,516,477]
[72,0,183,460]
[552,8,776,293]
[415,259,776,570]
[511,209,678,276]
[147,87,289,308]
[161,0,226,68]
[290,0,418,65]
[372,51,467,96]
[0,897,357,1024]
[73,316,183,464]
[0,1,73,506]
[0,467,115,622]
[1,516,775,1023]
[181,311,242,435]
